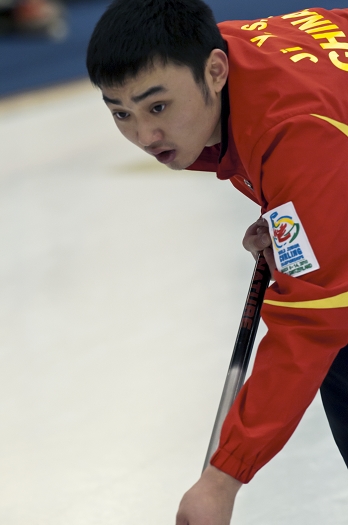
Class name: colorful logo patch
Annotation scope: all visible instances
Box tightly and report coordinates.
[270,212,299,249]
[263,202,320,277]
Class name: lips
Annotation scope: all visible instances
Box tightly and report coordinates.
[153,149,176,164]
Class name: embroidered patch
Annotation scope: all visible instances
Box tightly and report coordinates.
[263,201,320,277]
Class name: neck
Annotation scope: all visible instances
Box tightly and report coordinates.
[206,93,222,147]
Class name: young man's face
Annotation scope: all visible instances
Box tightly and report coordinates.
[101,55,227,170]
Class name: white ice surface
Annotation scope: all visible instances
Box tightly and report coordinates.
[0,81,347,524]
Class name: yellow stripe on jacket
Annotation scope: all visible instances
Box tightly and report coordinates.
[264,291,348,309]
[311,114,348,137]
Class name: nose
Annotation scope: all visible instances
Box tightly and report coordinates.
[136,120,163,147]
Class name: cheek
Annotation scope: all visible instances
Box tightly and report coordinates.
[115,122,137,145]
[175,102,207,136]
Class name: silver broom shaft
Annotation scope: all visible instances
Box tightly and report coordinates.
[203,254,270,471]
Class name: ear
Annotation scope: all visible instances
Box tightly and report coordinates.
[205,49,229,94]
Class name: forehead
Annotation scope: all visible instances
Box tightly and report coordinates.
[101,62,197,102]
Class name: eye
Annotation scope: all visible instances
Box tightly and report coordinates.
[114,111,130,120]
[151,104,166,114]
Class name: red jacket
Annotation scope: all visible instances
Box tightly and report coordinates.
[189,7,348,483]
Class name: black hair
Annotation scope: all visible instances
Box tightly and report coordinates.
[86,0,225,89]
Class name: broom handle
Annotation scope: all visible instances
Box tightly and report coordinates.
[203,254,270,471]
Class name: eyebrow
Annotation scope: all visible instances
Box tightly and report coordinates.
[102,85,167,106]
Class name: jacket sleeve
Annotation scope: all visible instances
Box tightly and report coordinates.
[210,114,348,483]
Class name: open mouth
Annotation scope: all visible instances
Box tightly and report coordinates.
[154,149,176,164]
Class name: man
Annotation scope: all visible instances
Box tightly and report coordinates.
[86,1,348,523]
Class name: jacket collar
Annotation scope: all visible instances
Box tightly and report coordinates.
[219,80,230,163]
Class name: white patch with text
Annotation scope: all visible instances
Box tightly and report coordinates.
[263,201,320,277]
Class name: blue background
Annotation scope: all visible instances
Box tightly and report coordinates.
[0,0,346,97]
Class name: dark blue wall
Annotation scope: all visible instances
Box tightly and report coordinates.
[209,0,347,21]
[0,1,347,97]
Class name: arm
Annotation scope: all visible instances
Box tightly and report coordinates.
[211,114,348,481]
[176,465,241,525]
[175,115,348,522]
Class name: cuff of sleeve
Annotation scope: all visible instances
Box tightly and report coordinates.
[210,447,258,484]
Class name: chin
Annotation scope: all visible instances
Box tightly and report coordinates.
[166,162,185,171]
[168,152,201,171]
